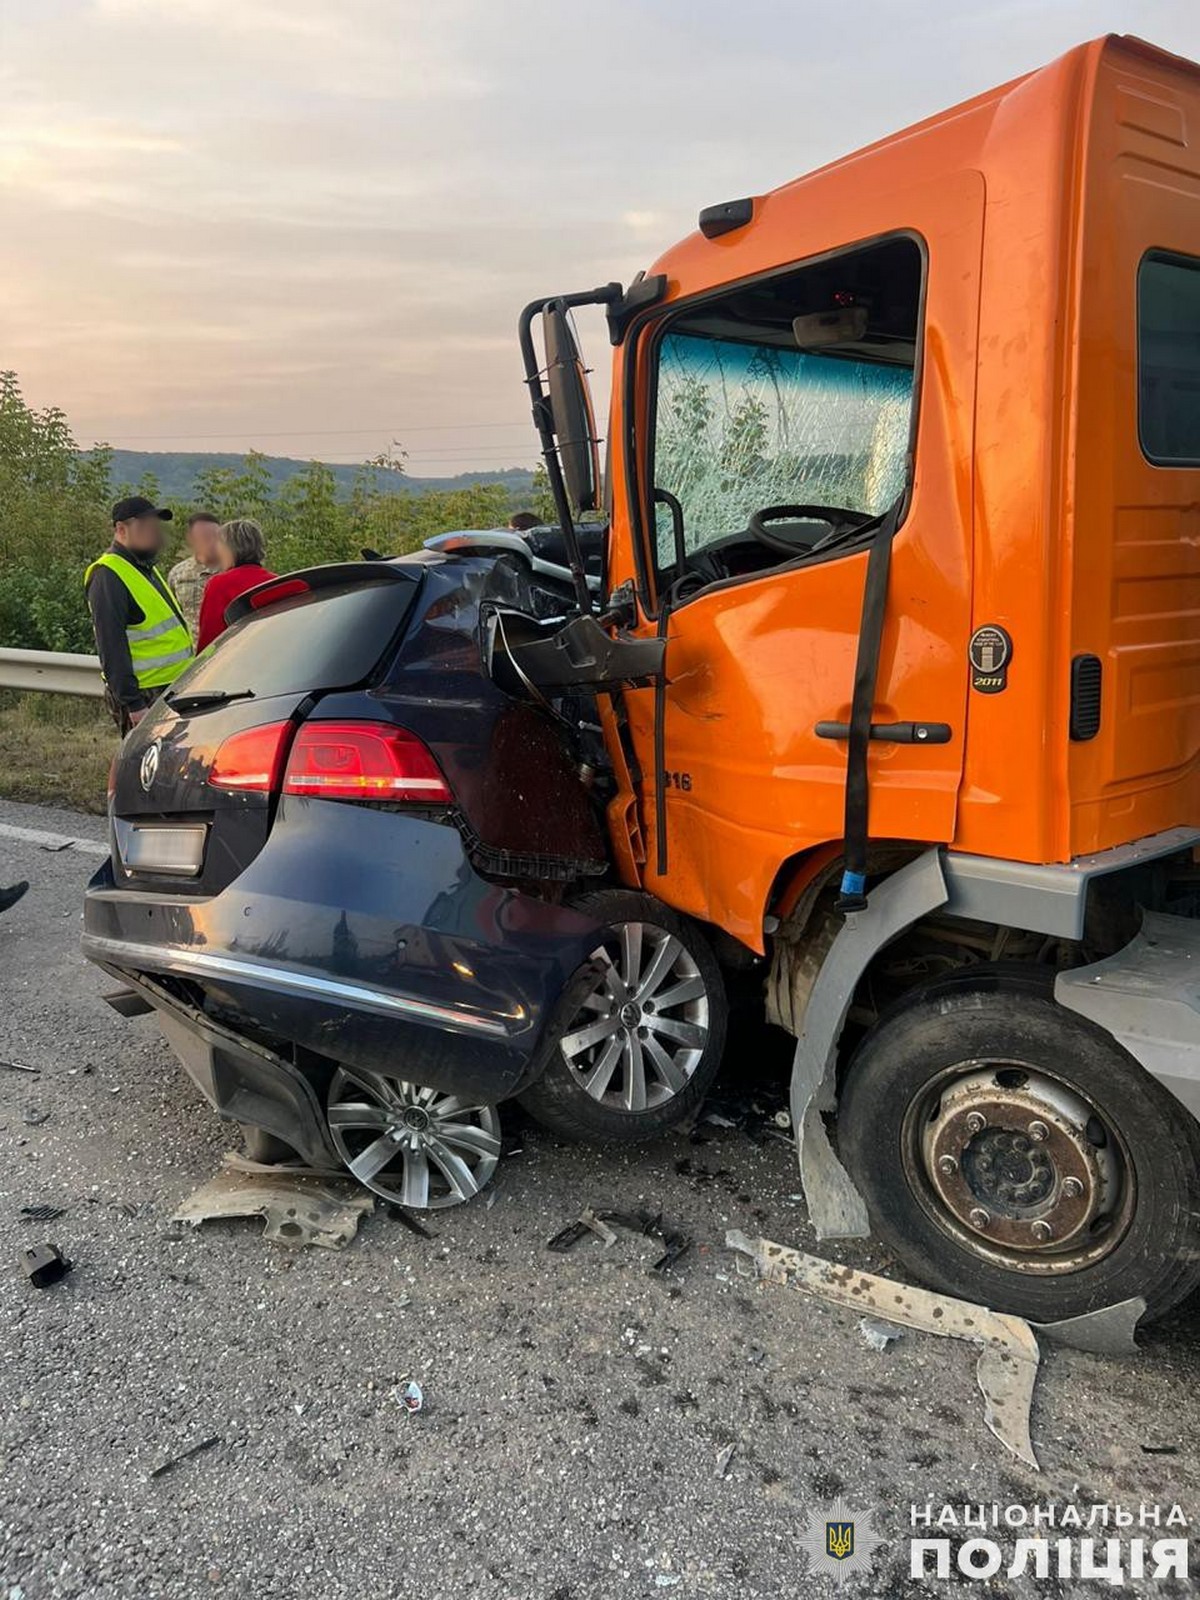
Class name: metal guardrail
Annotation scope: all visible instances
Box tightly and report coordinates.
[0,648,105,699]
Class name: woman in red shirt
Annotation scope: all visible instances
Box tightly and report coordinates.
[196,518,276,651]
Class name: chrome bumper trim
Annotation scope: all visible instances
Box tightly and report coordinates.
[81,933,515,1039]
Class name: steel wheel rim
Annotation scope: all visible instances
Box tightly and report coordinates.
[327,1069,501,1209]
[901,1057,1135,1275]
[559,921,710,1112]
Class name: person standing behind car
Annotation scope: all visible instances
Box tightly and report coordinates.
[85,496,194,734]
[168,510,221,636]
[196,518,276,651]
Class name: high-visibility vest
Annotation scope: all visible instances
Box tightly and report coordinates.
[84,552,194,691]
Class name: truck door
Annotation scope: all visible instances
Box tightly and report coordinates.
[618,180,984,949]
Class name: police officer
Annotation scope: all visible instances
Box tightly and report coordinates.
[86,496,194,735]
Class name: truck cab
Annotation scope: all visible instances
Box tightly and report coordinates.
[521,33,1200,1320]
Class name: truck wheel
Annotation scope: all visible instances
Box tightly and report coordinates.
[519,890,727,1143]
[838,974,1200,1323]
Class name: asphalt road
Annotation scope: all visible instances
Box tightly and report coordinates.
[1,796,1197,1600]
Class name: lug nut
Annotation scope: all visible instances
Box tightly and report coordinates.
[1061,1176,1084,1199]
[1030,1219,1053,1243]
[964,1112,987,1136]
[968,1207,990,1230]
[1028,1120,1049,1142]
[937,1155,958,1176]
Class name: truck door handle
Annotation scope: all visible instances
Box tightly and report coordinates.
[815,720,952,745]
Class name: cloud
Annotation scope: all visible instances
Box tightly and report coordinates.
[2,0,1198,474]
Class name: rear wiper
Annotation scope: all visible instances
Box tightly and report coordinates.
[167,688,256,713]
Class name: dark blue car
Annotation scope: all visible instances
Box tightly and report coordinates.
[83,534,728,1210]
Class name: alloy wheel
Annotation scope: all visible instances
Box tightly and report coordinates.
[559,921,711,1113]
[327,1068,501,1209]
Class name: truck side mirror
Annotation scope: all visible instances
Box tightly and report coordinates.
[543,302,600,513]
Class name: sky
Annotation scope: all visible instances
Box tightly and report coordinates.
[2,0,1198,477]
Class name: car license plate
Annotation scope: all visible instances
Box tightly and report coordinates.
[119,823,207,877]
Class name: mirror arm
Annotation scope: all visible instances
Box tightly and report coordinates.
[518,285,622,616]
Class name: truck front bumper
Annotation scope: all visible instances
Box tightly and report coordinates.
[1056,911,1200,1123]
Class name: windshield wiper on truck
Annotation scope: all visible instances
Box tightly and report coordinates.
[166,688,256,714]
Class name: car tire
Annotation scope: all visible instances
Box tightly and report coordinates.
[237,1123,299,1165]
[838,969,1200,1323]
[519,889,727,1143]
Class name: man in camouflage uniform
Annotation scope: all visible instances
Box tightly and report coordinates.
[168,510,221,636]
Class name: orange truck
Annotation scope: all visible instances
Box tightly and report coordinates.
[515,32,1200,1321]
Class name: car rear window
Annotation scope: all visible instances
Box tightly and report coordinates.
[172,580,416,700]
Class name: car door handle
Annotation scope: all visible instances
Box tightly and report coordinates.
[814,720,952,745]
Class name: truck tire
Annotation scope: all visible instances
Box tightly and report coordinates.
[838,971,1200,1323]
[519,890,727,1143]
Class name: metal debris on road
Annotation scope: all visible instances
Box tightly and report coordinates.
[394,1379,424,1415]
[726,1230,1042,1469]
[19,1204,66,1222]
[547,1207,690,1273]
[21,1242,72,1288]
[21,1108,50,1125]
[173,1155,374,1249]
[715,1442,736,1477]
[860,1316,904,1352]
[0,1059,39,1075]
[149,1435,222,1480]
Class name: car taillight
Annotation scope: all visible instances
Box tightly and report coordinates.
[282,721,451,804]
[208,721,293,792]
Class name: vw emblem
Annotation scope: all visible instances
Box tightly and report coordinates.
[139,740,161,794]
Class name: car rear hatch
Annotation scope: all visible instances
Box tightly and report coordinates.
[111,562,423,895]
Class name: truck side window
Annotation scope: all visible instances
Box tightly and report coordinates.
[648,234,922,583]
[1138,250,1200,465]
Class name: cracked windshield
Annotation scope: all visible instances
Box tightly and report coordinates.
[653,329,914,564]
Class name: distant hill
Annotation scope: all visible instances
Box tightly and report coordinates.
[94,450,537,505]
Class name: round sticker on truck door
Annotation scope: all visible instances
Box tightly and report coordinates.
[969,625,1012,694]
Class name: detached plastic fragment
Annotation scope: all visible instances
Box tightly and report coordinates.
[395,1380,424,1415]
[726,1230,1041,1469]
[21,1242,72,1288]
[859,1316,903,1351]
[149,1435,221,1479]
[173,1155,374,1248]
[547,1207,689,1272]
[1032,1296,1145,1356]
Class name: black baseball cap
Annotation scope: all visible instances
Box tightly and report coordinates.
[112,495,173,525]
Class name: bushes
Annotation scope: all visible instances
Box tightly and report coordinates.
[0,372,525,654]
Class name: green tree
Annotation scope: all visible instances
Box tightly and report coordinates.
[0,372,527,651]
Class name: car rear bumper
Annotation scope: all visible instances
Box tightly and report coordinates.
[83,797,605,1114]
